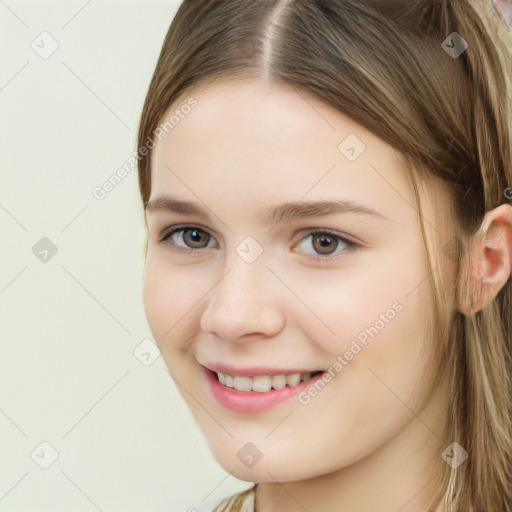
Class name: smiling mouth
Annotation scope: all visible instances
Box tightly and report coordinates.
[211,369,324,393]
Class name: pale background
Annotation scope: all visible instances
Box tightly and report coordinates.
[0,1,250,510]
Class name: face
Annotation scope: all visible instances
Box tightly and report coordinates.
[143,79,452,483]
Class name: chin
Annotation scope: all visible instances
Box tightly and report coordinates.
[209,445,311,483]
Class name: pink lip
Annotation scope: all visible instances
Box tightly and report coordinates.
[202,367,325,414]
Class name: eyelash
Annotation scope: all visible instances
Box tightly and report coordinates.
[158,225,357,262]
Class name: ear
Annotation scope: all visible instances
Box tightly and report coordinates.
[458,204,512,315]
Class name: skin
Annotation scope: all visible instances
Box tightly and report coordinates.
[142,79,512,511]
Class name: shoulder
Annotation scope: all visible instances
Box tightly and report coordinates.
[185,484,257,512]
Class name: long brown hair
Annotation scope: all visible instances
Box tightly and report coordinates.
[137,1,512,510]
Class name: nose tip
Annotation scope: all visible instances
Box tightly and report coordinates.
[199,263,285,343]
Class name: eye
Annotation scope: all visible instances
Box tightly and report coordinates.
[296,230,355,260]
[159,226,217,251]
[158,225,356,260]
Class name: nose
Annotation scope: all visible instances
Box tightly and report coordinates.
[199,255,285,343]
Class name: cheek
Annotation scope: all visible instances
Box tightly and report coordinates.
[294,248,429,357]
[292,244,436,427]
[142,255,215,348]
[323,265,434,434]
[143,259,170,340]
[142,257,191,345]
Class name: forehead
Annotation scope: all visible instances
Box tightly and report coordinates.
[149,79,417,225]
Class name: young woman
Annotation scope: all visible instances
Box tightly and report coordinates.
[137,0,512,510]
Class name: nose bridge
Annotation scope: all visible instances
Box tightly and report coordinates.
[215,242,268,308]
[199,239,284,340]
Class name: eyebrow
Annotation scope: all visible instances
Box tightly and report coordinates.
[145,195,390,225]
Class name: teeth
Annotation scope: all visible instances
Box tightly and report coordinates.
[271,374,287,390]
[252,375,272,393]
[225,374,234,388]
[286,373,301,387]
[233,376,253,392]
[216,370,320,392]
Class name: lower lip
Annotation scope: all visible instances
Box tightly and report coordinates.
[203,367,325,414]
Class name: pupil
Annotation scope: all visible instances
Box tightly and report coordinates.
[185,229,207,248]
[314,234,337,254]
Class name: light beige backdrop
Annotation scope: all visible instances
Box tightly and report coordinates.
[0,1,250,510]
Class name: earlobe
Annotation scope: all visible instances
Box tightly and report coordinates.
[458,204,512,315]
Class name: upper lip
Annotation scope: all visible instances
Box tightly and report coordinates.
[202,363,324,377]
